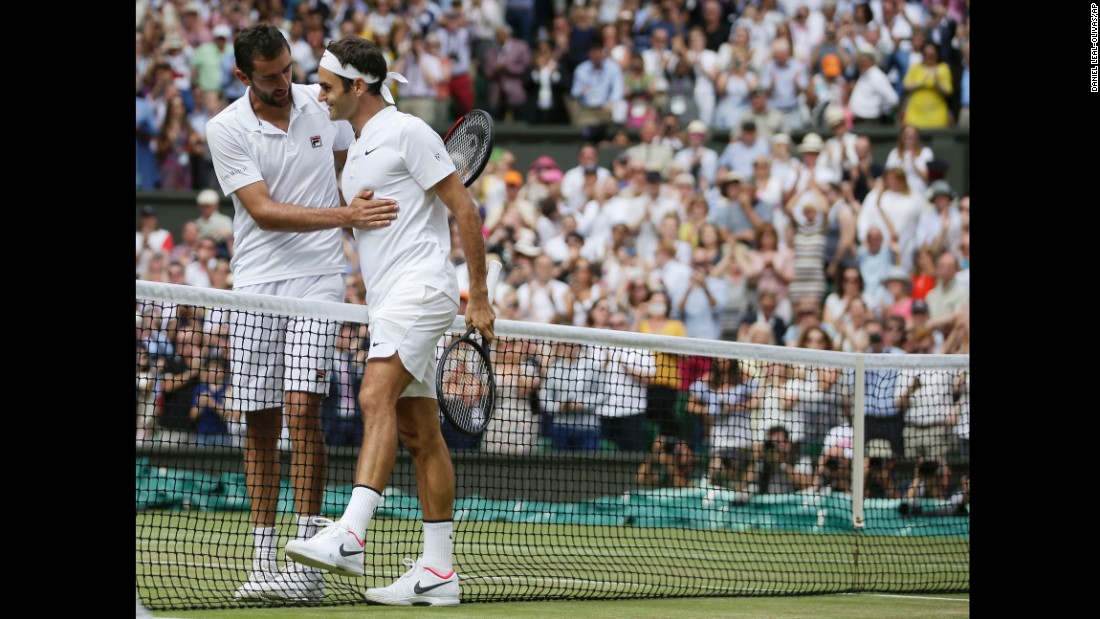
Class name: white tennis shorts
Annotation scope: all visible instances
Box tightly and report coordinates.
[369,283,458,400]
[230,273,345,412]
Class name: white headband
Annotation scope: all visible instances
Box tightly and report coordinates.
[319,50,407,105]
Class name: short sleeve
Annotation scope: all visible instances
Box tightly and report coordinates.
[207,119,265,196]
[400,117,457,192]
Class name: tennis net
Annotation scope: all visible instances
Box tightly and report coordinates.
[135,281,969,610]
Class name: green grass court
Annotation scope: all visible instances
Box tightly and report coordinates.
[138,510,968,614]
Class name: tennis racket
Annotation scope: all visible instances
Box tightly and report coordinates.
[437,260,502,435]
[443,109,494,188]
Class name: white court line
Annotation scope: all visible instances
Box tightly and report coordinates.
[846,593,969,602]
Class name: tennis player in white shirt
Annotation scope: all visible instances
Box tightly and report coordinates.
[206,24,400,602]
[283,36,495,607]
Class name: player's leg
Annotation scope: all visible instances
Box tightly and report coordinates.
[362,396,458,607]
[261,275,343,600]
[284,353,413,577]
[230,309,288,599]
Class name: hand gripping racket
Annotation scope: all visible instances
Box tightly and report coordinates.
[443,109,494,188]
[437,260,502,435]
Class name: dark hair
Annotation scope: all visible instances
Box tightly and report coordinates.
[233,24,291,78]
[326,37,390,97]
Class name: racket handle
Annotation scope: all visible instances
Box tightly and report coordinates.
[486,259,503,302]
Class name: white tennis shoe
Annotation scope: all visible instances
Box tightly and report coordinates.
[363,557,459,607]
[259,564,326,601]
[284,517,366,577]
[233,570,276,600]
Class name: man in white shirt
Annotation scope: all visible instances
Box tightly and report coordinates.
[848,45,899,125]
[560,143,612,212]
[206,24,399,602]
[283,36,494,607]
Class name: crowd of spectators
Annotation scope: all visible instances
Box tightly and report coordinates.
[136,0,970,499]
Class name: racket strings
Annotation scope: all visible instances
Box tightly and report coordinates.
[440,340,492,429]
[447,115,493,185]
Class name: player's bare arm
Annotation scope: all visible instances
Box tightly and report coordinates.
[435,171,495,342]
[235,180,398,232]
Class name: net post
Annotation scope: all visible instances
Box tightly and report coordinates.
[851,353,866,530]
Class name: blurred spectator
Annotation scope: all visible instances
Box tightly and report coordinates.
[711,242,755,340]
[713,35,756,132]
[393,32,446,126]
[848,45,898,126]
[784,184,829,305]
[819,107,858,182]
[639,290,688,439]
[957,39,969,128]
[136,74,161,190]
[192,24,234,96]
[624,119,675,176]
[158,327,203,432]
[426,33,455,123]
[823,266,871,327]
[637,435,698,488]
[782,295,836,347]
[185,237,218,288]
[137,206,175,277]
[689,358,757,490]
[859,170,922,271]
[747,424,810,494]
[483,337,542,454]
[738,289,787,345]
[664,54,700,125]
[404,0,444,38]
[524,39,570,124]
[438,8,475,118]
[896,354,958,459]
[136,343,158,441]
[194,187,232,241]
[641,26,675,113]
[742,88,788,143]
[187,88,226,190]
[924,251,968,324]
[561,144,611,212]
[747,223,794,316]
[677,247,727,340]
[710,174,765,248]
[882,315,909,350]
[677,26,720,127]
[822,181,858,282]
[485,24,531,123]
[156,94,197,189]
[190,356,236,447]
[902,41,953,129]
[902,455,954,509]
[621,50,659,129]
[171,221,202,267]
[141,251,171,284]
[718,120,770,180]
[848,134,884,203]
[835,296,872,353]
[884,124,934,199]
[878,265,915,323]
[161,34,195,112]
[541,341,606,450]
[503,0,534,44]
[569,45,623,128]
[915,180,962,257]
[759,39,807,130]
[595,312,655,452]
[864,438,901,499]
[909,246,938,301]
[908,299,944,352]
[516,254,571,323]
[806,57,848,130]
[862,321,905,455]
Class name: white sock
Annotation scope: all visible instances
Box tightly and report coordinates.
[422,520,454,573]
[296,514,318,540]
[340,485,381,541]
[253,527,277,574]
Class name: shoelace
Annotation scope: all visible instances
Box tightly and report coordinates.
[308,516,341,535]
[396,557,419,581]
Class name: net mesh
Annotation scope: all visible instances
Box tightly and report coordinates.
[135,282,969,610]
[444,110,493,187]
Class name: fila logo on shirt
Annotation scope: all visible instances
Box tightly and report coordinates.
[311,135,322,148]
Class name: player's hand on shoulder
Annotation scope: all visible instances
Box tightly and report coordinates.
[347,189,399,229]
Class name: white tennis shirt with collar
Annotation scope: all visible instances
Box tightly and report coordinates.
[207,83,354,288]
[341,105,460,311]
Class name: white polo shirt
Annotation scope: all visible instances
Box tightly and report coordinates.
[341,105,459,310]
[207,83,354,288]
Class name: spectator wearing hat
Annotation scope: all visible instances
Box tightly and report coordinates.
[624,119,675,177]
[907,299,945,352]
[878,265,915,323]
[805,52,848,130]
[179,2,212,49]
[717,120,770,180]
[674,120,720,187]
[161,34,195,112]
[136,206,175,277]
[192,24,234,96]
[519,155,560,206]
[819,106,859,183]
[742,87,788,143]
[709,172,768,247]
[916,179,963,257]
[848,44,898,126]
[195,189,234,256]
[759,39,807,130]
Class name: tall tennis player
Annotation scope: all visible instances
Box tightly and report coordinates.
[282,37,495,607]
[206,24,399,602]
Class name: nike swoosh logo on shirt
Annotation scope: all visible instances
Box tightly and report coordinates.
[413,580,453,594]
[365,148,377,156]
[338,544,364,557]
